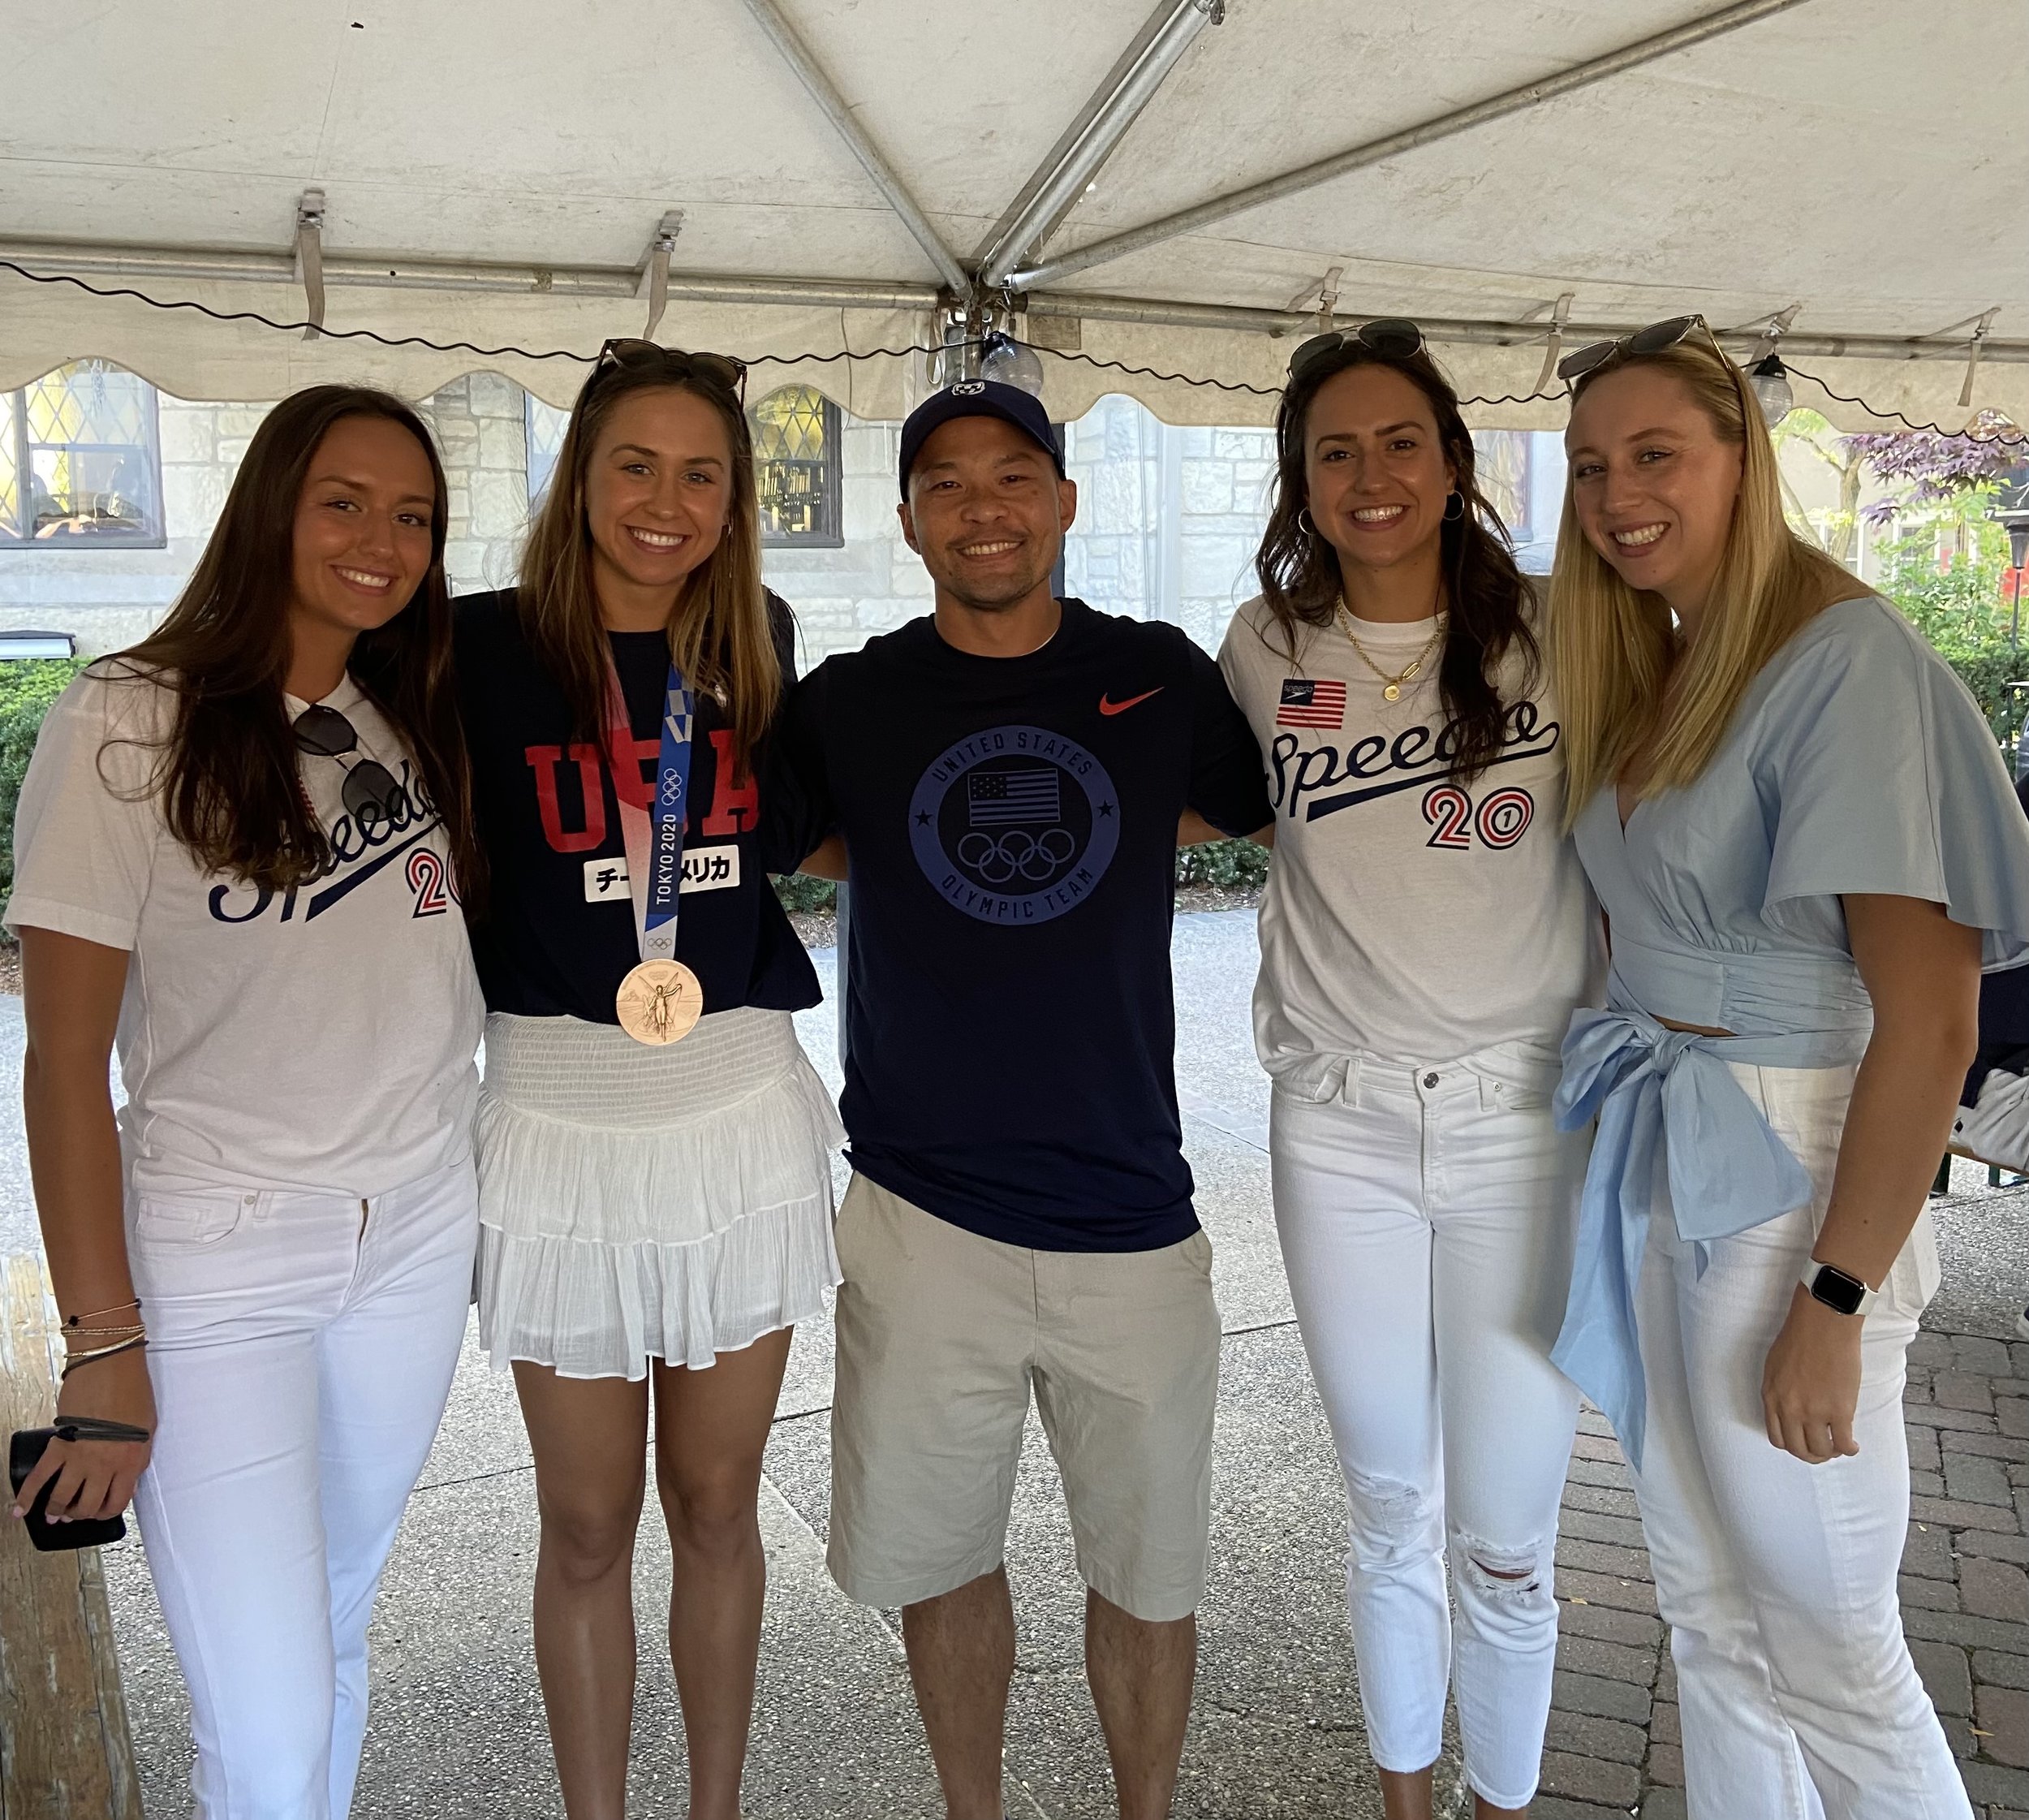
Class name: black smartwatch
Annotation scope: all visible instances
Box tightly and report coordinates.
[1799,1260,1877,1317]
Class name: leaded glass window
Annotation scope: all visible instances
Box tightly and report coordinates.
[1,361,164,546]
[751,386,842,548]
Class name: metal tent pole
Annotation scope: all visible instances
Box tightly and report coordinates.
[976,0,1224,291]
[1007,0,1816,290]
[733,0,972,299]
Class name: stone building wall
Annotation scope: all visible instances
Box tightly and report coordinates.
[418,373,529,597]
[0,377,533,655]
[0,395,269,654]
[0,368,1675,671]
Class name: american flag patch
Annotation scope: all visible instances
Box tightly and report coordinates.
[967,768,1061,826]
[1277,677,1347,729]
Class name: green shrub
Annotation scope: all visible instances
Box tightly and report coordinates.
[1873,497,2029,748]
[0,658,88,902]
[772,872,838,914]
[1174,836,1269,892]
[769,839,1271,914]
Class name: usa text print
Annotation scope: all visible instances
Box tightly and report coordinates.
[527,727,759,855]
[1269,699,1559,824]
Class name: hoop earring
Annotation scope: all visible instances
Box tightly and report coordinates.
[1442,491,1465,522]
[1298,507,1320,540]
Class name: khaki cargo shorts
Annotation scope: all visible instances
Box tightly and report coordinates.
[826,1172,1220,1624]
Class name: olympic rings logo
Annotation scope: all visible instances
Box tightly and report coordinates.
[955,826,1077,883]
[907,727,1121,925]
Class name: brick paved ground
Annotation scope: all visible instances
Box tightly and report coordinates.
[1535,1310,2029,1820]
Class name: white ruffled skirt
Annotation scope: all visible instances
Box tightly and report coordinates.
[473,1006,844,1379]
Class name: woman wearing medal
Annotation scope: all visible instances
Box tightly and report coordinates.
[1217,325,1602,1820]
[454,341,842,1820]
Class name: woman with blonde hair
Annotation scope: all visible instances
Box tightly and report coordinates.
[455,341,842,1820]
[1548,315,2029,1818]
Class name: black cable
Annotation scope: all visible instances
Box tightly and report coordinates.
[1,258,592,361]
[1784,362,2027,445]
[0,259,970,369]
[3,257,2019,438]
[1036,345,1281,399]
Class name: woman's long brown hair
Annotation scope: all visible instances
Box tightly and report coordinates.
[516,356,778,773]
[1250,339,1539,783]
[107,385,480,896]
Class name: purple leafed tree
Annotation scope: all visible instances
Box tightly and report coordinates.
[1848,412,2026,525]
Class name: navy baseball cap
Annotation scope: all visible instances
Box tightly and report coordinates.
[898,380,1064,501]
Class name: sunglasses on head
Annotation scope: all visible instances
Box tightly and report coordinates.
[1556,314,1730,386]
[1288,318,1426,381]
[294,705,406,825]
[592,339,748,404]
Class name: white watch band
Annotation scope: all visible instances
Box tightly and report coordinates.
[1799,1260,1878,1317]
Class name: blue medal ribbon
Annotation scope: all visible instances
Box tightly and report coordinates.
[637,662,696,963]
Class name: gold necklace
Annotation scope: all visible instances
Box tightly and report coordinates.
[1334,599,1447,702]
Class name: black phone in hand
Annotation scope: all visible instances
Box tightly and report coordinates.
[8,1419,147,1552]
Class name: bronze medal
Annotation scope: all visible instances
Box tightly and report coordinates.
[615,958,704,1046]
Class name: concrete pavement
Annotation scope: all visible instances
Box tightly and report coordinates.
[7,912,2027,1815]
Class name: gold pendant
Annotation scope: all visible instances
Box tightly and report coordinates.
[1382,683,1402,701]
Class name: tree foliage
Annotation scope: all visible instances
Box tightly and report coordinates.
[0,659,85,900]
[1846,412,2025,526]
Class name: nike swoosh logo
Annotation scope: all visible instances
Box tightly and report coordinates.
[1099,688,1164,716]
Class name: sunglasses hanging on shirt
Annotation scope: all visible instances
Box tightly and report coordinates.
[293,704,406,823]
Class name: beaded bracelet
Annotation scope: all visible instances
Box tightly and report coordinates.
[62,1296,141,1330]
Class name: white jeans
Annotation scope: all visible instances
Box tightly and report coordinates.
[127,1160,478,1820]
[1633,1063,1968,1820]
[1270,1046,1587,1810]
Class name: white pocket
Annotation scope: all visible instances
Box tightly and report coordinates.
[130,1190,249,1250]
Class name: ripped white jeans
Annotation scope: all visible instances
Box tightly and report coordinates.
[1271,1045,1587,1810]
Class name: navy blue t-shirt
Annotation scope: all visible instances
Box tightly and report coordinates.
[769,599,1271,1252]
[456,589,819,1024]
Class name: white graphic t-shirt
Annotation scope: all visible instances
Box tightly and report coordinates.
[1219,594,1602,1077]
[6,665,483,1196]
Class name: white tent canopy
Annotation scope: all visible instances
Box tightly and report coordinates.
[3,0,2024,429]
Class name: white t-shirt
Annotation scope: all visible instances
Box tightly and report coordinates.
[1219,594,1601,1077]
[6,665,483,1196]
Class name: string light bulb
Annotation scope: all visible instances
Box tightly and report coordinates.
[1749,352,1794,425]
[980,331,1046,399]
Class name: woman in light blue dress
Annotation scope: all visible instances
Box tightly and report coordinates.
[1544,317,2029,1820]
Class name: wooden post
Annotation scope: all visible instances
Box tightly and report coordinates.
[0,1253,143,1820]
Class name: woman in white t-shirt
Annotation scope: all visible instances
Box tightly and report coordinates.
[1218,323,1602,1820]
[6,386,485,1819]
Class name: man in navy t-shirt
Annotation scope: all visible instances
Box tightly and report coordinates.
[772,380,1270,1819]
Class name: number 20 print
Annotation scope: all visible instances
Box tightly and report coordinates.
[1420,784,1535,851]
[405,847,454,916]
